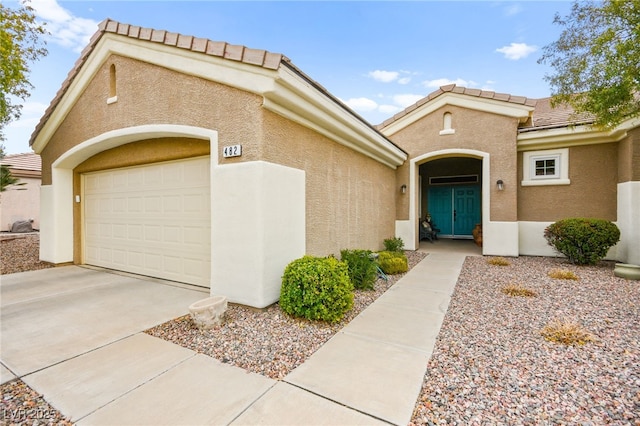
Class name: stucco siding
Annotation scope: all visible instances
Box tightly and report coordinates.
[41,55,263,185]
[0,176,40,231]
[518,143,618,221]
[618,127,640,183]
[261,110,396,256]
[388,105,520,222]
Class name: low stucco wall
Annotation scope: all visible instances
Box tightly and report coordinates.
[1,176,40,231]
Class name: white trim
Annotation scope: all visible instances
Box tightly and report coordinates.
[617,181,640,265]
[40,125,219,269]
[517,116,640,151]
[32,34,406,169]
[521,148,569,187]
[381,93,533,137]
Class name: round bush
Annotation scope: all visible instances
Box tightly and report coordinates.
[544,218,620,265]
[280,256,354,323]
[377,250,408,274]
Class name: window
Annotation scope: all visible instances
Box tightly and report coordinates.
[522,148,569,186]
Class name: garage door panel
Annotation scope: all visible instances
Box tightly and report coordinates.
[83,157,211,287]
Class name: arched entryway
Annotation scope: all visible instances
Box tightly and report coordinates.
[419,157,482,239]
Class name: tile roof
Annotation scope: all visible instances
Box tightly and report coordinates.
[0,153,41,171]
[520,97,594,131]
[30,18,290,147]
[376,84,595,131]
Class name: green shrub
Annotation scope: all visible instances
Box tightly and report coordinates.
[383,237,404,252]
[340,249,378,290]
[280,256,354,323]
[377,250,408,274]
[544,218,620,265]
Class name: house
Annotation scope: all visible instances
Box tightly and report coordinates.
[0,153,41,231]
[30,19,639,308]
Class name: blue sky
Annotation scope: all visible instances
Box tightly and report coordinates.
[3,0,574,155]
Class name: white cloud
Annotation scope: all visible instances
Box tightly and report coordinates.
[379,104,401,115]
[496,42,538,60]
[368,70,400,83]
[422,78,477,89]
[504,4,522,17]
[398,77,411,85]
[31,0,99,53]
[343,97,379,112]
[392,94,424,108]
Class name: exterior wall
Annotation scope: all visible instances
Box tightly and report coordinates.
[387,105,521,253]
[261,109,397,256]
[0,174,40,231]
[517,143,618,222]
[40,55,264,185]
[72,137,210,263]
[618,127,640,183]
[389,105,520,223]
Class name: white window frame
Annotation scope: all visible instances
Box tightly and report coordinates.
[522,148,570,186]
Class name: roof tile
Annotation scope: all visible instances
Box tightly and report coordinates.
[128,25,141,38]
[139,27,152,40]
[150,29,166,43]
[176,34,193,49]
[191,37,208,52]
[105,20,118,33]
[224,44,244,61]
[242,48,266,66]
[116,23,129,35]
[164,32,178,46]
[206,40,226,56]
[263,52,282,69]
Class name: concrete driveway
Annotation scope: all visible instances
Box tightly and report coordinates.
[0,265,207,381]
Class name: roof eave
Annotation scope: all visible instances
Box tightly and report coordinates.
[379,92,534,137]
[516,116,639,151]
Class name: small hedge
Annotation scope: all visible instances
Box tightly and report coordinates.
[544,218,620,265]
[383,237,404,252]
[340,249,378,290]
[377,250,408,274]
[280,255,354,323]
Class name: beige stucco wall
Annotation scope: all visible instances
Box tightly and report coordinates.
[0,174,40,231]
[40,55,264,185]
[388,105,520,223]
[261,110,397,256]
[517,143,618,221]
[618,127,640,183]
[40,54,398,262]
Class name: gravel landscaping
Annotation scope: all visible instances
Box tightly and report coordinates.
[411,256,640,425]
[2,234,638,425]
[0,233,52,275]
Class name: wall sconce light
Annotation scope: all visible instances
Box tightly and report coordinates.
[496,179,504,191]
[400,184,407,194]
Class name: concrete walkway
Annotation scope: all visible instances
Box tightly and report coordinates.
[1,241,477,425]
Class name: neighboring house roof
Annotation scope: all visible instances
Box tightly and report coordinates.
[0,153,41,179]
[30,18,407,169]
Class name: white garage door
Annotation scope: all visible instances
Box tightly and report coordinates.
[83,157,211,287]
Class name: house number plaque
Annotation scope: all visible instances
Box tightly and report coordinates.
[223,144,242,158]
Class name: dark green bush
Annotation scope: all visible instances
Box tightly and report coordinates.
[340,249,378,290]
[383,237,404,252]
[280,255,354,323]
[377,250,408,274]
[544,218,620,265]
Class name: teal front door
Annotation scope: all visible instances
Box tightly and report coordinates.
[427,185,480,237]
